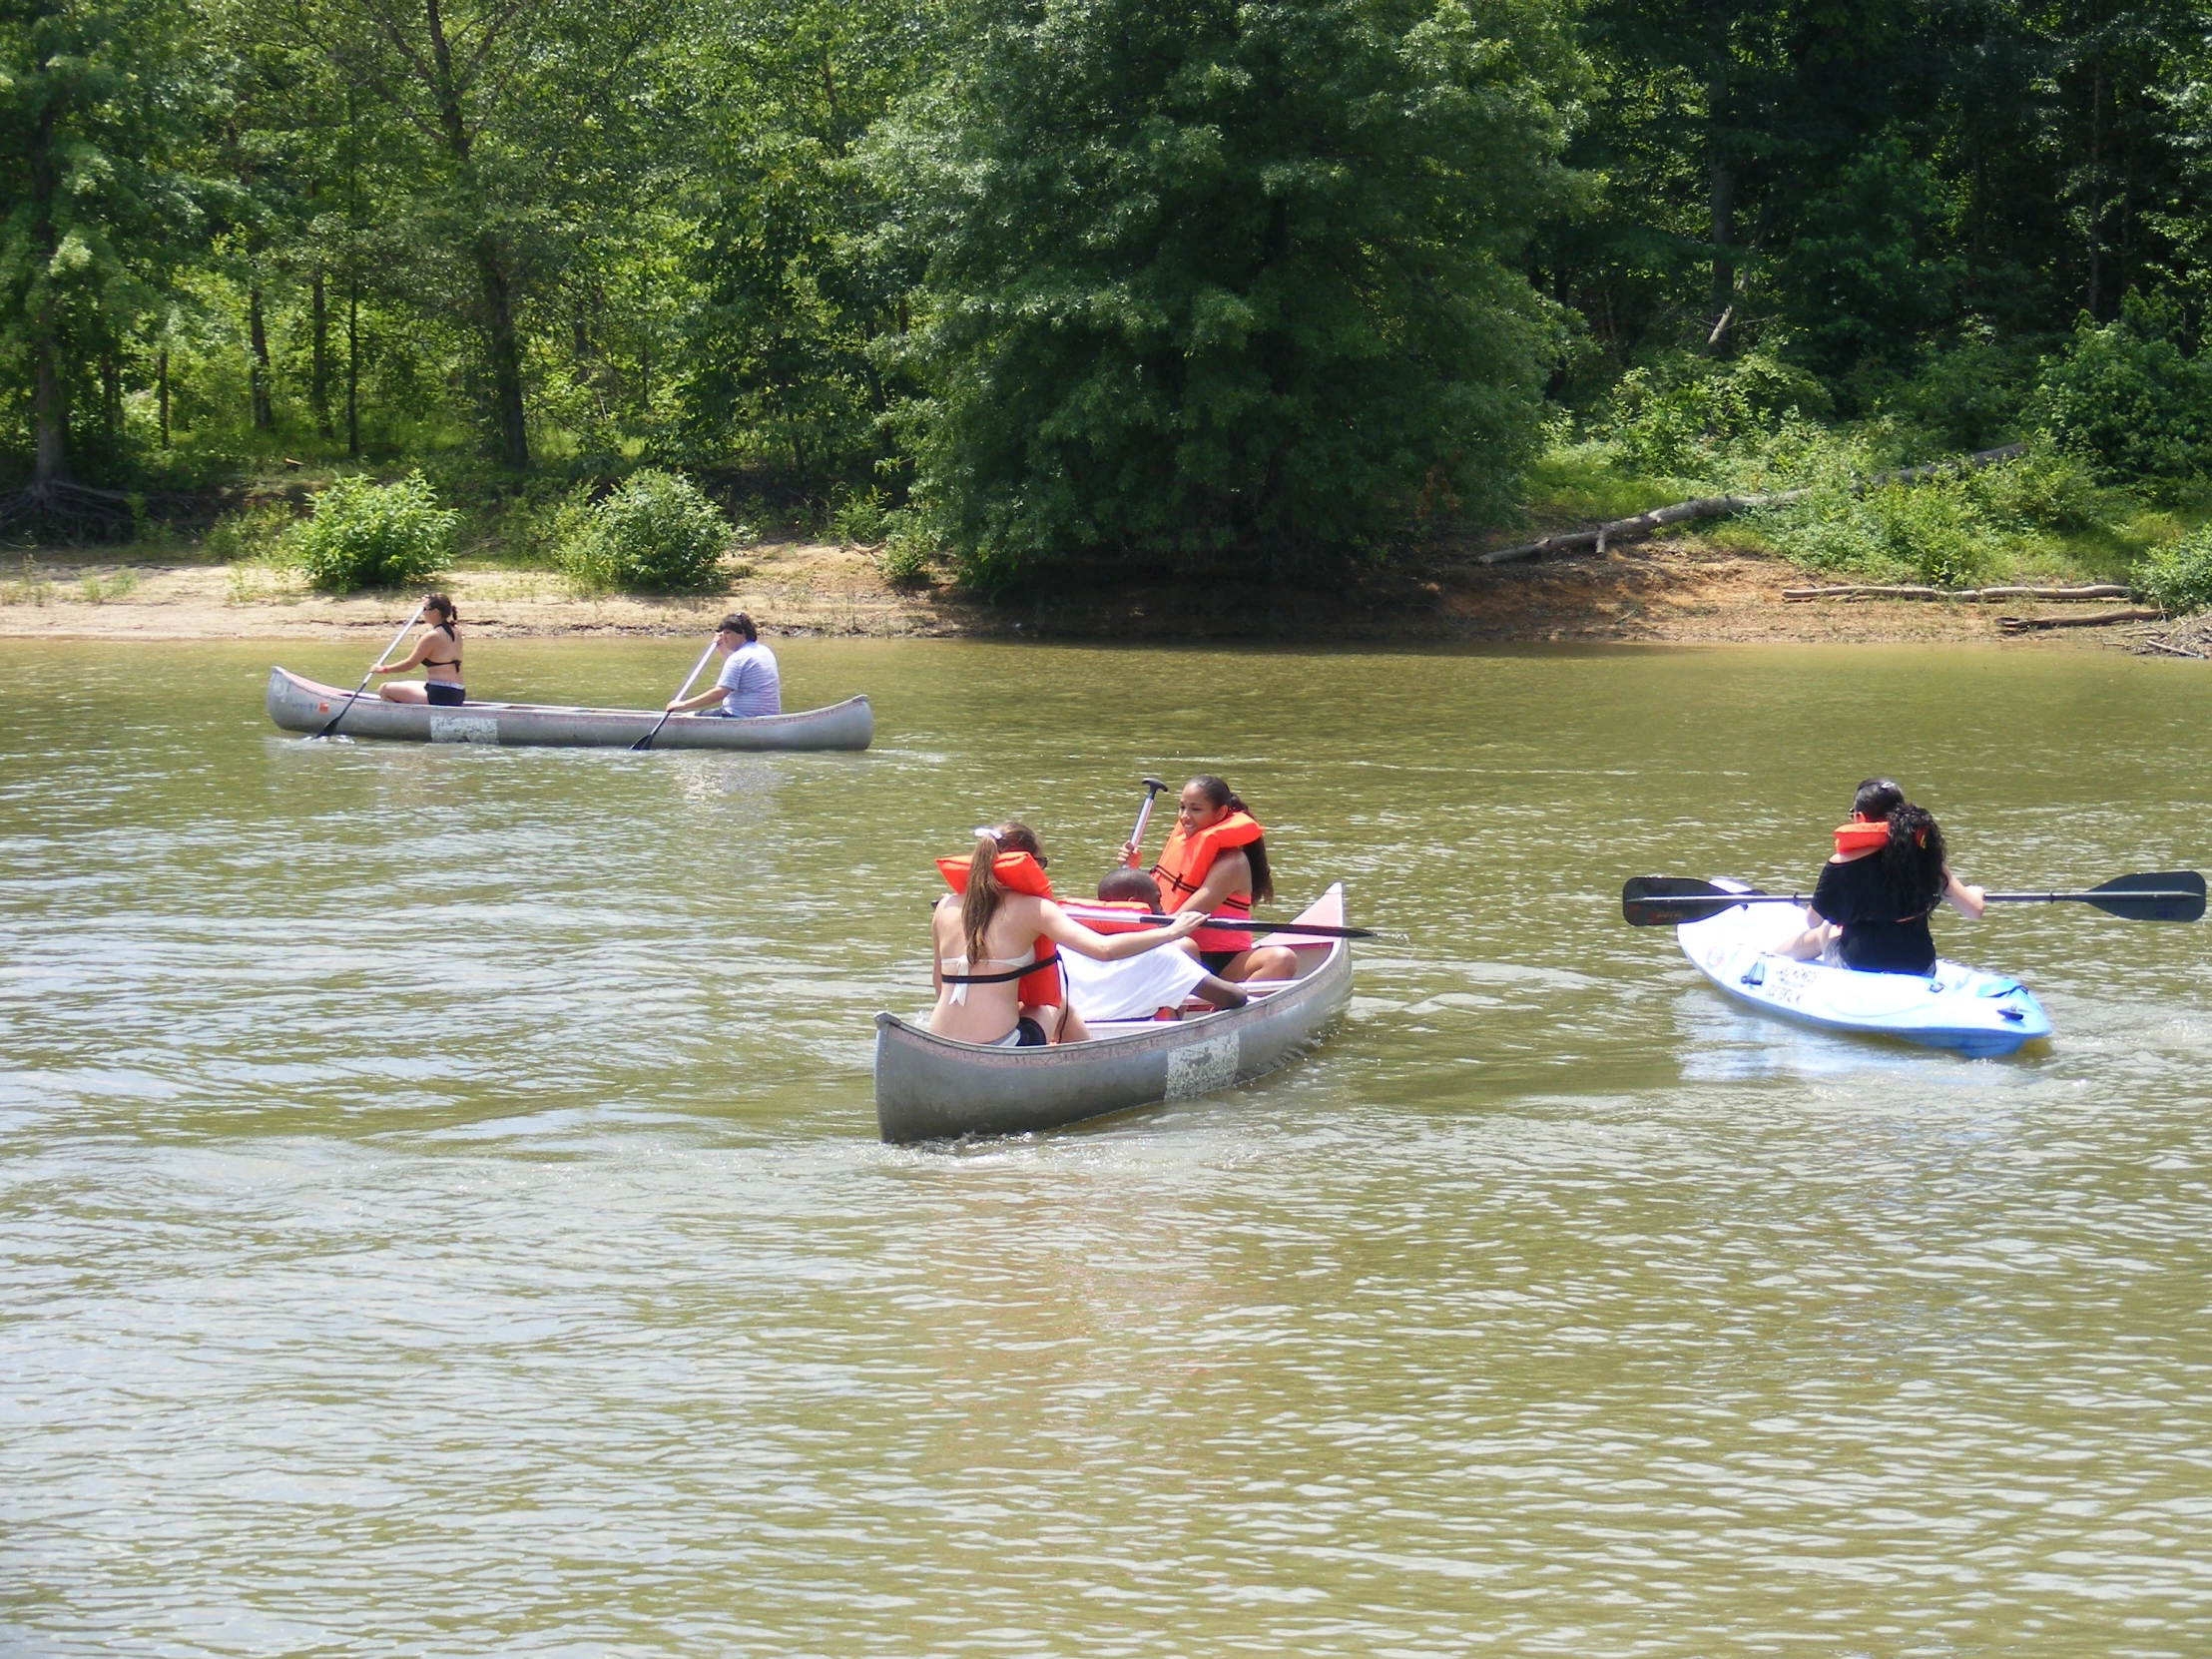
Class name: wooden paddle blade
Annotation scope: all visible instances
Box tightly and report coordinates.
[2087,870,2206,921]
[1621,876,1736,926]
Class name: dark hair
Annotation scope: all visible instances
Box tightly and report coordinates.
[1881,804,1947,914]
[961,822,1046,961]
[1098,866,1159,905]
[720,612,757,642]
[1853,777,1903,820]
[424,592,457,626]
[1185,775,1273,905]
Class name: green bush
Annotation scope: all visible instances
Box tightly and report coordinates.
[1751,451,1992,586]
[557,470,733,593]
[1599,347,1835,479]
[2133,525,2212,614]
[496,485,597,569]
[875,513,936,587]
[1964,447,2101,533]
[286,473,456,592]
[2035,294,2212,481]
[205,500,296,564]
[1889,335,2042,452]
[830,485,891,547]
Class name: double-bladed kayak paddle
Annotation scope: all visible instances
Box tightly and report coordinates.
[1621,871,2206,927]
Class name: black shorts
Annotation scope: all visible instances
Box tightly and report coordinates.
[426,683,465,707]
[1014,1015,1047,1047]
[1199,949,1240,975]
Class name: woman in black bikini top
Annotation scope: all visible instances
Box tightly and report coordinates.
[371,593,466,707]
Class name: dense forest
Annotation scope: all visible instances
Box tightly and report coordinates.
[4,0,2211,594]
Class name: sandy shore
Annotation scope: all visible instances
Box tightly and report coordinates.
[0,536,2160,647]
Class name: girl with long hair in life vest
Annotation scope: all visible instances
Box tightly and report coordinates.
[930,823,1205,1047]
[1119,775,1297,983]
[1781,777,1986,975]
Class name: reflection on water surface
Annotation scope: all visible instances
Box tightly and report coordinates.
[2,639,2209,1655]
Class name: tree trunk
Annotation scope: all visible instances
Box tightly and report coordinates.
[1708,157,1735,332]
[27,67,70,486]
[420,0,529,468]
[475,243,529,468]
[249,285,275,429]
[159,350,171,449]
[100,348,121,441]
[2085,60,2104,319]
[1705,2,1734,348]
[310,270,332,439]
[346,281,360,458]
[33,338,70,486]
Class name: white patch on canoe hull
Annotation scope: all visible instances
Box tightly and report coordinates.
[1165,1031,1241,1100]
[428,715,500,745]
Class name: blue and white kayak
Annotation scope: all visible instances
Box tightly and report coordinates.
[1677,880,2051,1056]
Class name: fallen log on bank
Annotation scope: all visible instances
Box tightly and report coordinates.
[1785,583,2129,603]
[1996,608,2164,633]
[1479,442,2027,566]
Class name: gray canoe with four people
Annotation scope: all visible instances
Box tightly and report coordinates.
[873,883,1354,1143]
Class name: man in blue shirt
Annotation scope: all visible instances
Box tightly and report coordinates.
[666,613,782,718]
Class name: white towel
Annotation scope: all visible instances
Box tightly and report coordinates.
[1060,946,1210,1022]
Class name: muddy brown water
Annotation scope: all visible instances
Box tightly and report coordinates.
[3,638,2209,1654]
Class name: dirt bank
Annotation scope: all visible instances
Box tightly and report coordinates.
[0,536,2162,648]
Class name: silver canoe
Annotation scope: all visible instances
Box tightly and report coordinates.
[266,666,872,751]
[873,883,1353,1143]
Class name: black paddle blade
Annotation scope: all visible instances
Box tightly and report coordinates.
[2087,870,2205,921]
[1621,875,1743,926]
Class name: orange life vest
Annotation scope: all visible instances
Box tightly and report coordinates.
[1151,810,1264,953]
[1833,821,1889,855]
[935,851,1063,1007]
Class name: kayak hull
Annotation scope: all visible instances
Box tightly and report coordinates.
[266,666,872,751]
[873,885,1353,1143]
[1677,884,2051,1057]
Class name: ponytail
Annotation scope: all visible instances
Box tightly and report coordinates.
[959,821,1047,959]
[1234,802,1275,905]
[1881,804,1946,914]
[961,834,1000,962]
[424,592,458,627]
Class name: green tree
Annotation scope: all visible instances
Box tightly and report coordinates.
[0,0,217,511]
[678,0,933,484]
[1775,139,1963,375]
[873,0,1579,586]
[266,0,671,468]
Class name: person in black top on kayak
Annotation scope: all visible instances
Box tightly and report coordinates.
[1782,778,1985,974]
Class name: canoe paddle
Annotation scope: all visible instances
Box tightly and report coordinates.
[309,601,426,740]
[1128,776,1169,849]
[1057,902,1377,940]
[632,636,721,752]
[1622,872,2206,927]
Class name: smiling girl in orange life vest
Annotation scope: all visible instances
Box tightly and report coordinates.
[1120,775,1297,985]
[929,822,1204,1047]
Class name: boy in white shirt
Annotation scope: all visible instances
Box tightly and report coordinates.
[1059,868,1250,1022]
